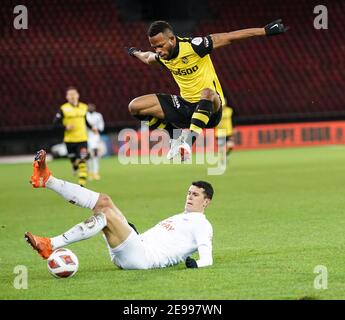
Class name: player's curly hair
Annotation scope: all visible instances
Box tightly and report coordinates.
[147,20,173,37]
[192,181,214,200]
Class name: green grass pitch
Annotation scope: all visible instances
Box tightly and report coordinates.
[1,146,345,300]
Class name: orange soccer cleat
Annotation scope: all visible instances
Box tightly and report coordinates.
[30,149,52,188]
[24,232,53,259]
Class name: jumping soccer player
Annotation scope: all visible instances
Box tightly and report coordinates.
[25,150,214,269]
[127,20,288,161]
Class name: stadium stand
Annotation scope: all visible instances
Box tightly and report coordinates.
[0,0,344,153]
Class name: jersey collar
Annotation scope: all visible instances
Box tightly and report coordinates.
[168,36,180,60]
[68,102,79,108]
[184,211,205,216]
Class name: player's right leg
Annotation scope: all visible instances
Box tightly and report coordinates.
[91,148,101,180]
[76,144,89,186]
[92,195,133,249]
[26,150,133,259]
[128,94,165,119]
[128,94,175,134]
[25,196,132,259]
[30,150,99,208]
[66,143,78,176]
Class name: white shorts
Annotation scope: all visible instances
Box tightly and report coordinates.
[104,230,156,270]
[88,136,101,150]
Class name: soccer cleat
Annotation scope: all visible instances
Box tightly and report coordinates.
[30,149,52,188]
[180,143,191,162]
[93,173,101,180]
[167,138,180,160]
[24,232,53,259]
[167,136,191,162]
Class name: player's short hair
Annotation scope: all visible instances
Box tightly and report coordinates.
[66,86,78,92]
[147,21,173,37]
[192,181,214,200]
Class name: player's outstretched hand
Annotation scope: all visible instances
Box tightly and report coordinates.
[126,47,141,57]
[264,19,289,36]
[185,256,198,268]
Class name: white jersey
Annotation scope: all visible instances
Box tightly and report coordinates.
[140,211,213,268]
[86,111,104,149]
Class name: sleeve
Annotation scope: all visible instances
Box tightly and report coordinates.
[230,107,236,127]
[155,53,169,69]
[154,53,161,62]
[53,109,64,128]
[85,114,92,129]
[194,221,213,267]
[97,113,105,132]
[190,36,213,58]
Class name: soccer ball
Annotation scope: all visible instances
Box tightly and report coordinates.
[47,248,79,279]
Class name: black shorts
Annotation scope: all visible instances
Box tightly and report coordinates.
[156,94,222,129]
[65,141,88,159]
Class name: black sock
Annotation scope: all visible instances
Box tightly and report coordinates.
[188,99,213,146]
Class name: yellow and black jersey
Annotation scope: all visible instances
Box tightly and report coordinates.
[216,106,233,137]
[156,36,225,105]
[54,102,89,143]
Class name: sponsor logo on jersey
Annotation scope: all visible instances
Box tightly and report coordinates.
[170,65,199,76]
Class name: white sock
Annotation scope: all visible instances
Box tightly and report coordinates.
[45,176,99,209]
[93,157,99,174]
[88,158,94,174]
[51,213,107,250]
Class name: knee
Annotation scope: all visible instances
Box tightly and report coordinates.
[97,207,113,222]
[95,193,113,210]
[200,88,215,101]
[128,98,139,115]
[97,207,124,226]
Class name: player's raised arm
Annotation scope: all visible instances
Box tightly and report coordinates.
[126,47,158,65]
[210,19,289,49]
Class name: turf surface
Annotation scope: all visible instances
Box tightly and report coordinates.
[1,146,345,299]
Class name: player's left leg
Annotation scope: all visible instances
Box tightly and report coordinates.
[76,143,89,186]
[25,196,133,259]
[128,94,165,119]
[91,148,101,180]
[168,89,222,161]
[129,94,175,136]
[26,150,133,258]
[44,195,133,254]
[65,143,78,176]
[25,212,107,259]
[217,135,227,166]
[226,135,235,156]
[185,88,221,146]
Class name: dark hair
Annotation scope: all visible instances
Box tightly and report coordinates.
[147,20,173,37]
[66,86,78,92]
[192,181,214,200]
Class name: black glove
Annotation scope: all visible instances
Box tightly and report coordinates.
[185,256,198,268]
[264,19,289,36]
[126,47,140,57]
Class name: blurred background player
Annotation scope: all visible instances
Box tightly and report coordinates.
[127,19,288,161]
[215,95,235,166]
[86,103,105,181]
[53,87,90,186]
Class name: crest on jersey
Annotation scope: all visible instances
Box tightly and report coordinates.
[181,56,189,64]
